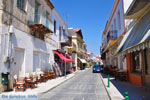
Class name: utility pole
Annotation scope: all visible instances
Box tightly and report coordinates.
[65,51,66,78]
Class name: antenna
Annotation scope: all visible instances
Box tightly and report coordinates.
[63,13,69,23]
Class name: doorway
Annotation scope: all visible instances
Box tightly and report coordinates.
[11,48,25,80]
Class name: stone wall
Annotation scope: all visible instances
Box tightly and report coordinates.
[2,0,52,34]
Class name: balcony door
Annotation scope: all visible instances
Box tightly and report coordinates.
[33,52,39,72]
[34,2,39,24]
[46,12,49,27]
[11,48,25,83]
[59,26,62,41]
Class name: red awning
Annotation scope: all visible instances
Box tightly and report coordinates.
[54,50,74,63]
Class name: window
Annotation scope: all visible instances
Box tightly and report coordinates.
[33,52,39,72]
[46,12,49,27]
[63,29,65,35]
[17,0,25,11]
[131,51,142,74]
[111,24,113,31]
[114,19,116,30]
[144,49,148,75]
[63,29,65,38]
[54,20,56,33]
[59,26,61,41]
[117,11,121,29]
[34,2,40,24]
[45,53,50,64]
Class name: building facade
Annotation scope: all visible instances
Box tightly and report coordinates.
[116,0,150,87]
[68,28,87,70]
[101,0,133,70]
[0,0,71,92]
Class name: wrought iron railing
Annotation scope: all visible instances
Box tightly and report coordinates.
[28,14,54,32]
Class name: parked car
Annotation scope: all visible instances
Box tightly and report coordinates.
[92,64,102,73]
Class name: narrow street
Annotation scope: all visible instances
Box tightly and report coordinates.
[39,69,110,100]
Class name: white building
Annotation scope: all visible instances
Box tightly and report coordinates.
[101,0,133,70]
[51,8,69,51]
[0,0,70,92]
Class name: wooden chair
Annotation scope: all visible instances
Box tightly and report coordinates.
[36,72,42,83]
[25,74,37,89]
[14,76,26,92]
[119,71,128,81]
[49,69,56,79]
[43,70,49,81]
[25,73,30,88]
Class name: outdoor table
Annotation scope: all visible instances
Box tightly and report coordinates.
[116,70,127,81]
[25,77,37,89]
[41,74,47,82]
[15,77,26,92]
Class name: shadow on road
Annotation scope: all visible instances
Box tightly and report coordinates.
[101,73,150,100]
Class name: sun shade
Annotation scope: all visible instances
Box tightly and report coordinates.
[54,50,74,62]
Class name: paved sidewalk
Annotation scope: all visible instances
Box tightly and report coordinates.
[0,73,75,100]
[100,73,150,100]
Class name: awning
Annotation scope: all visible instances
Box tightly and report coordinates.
[54,50,74,62]
[125,0,150,19]
[114,26,134,56]
[78,57,87,64]
[103,35,123,53]
[115,12,150,55]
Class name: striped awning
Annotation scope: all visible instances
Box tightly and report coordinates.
[103,35,123,53]
[115,12,150,55]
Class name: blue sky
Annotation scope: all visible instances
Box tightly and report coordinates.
[51,0,115,55]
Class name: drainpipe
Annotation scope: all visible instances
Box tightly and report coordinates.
[5,25,14,91]
[7,0,14,91]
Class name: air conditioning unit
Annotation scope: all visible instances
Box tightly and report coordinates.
[3,56,10,63]
[3,56,14,63]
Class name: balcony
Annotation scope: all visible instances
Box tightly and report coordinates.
[107,30,118,43]
[28,14,54,35]
[78,48,85,54]
[60,33,71,47]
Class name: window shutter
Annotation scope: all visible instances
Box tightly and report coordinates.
[21,0,25,10]
[17,0,21,7]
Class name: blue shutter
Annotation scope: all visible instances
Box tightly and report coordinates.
[21,0,25,10]
[17,0,21,7]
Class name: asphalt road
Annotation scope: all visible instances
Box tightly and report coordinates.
[39,68,110,100]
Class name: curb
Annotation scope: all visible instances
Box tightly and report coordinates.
[100,74,125,100]
[99,73,112,100]
[39,73,76,94]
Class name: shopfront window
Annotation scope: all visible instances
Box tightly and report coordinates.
[131,51,142,74]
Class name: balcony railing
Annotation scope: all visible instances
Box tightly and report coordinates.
[28,14,54,33]
[107,30,118,42]
[78,48,85,54]
[60,33,71,46]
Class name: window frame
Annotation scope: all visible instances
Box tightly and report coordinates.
[54,20,56,34]
[131,51,142,74]
[17,0,26,11]
[117,10,121,30]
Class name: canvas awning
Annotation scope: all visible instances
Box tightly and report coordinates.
[78,57,87,64]
[54,50,74,62]
[115,12,150,55]
[114,26,134,56]
[103,35,123,53]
